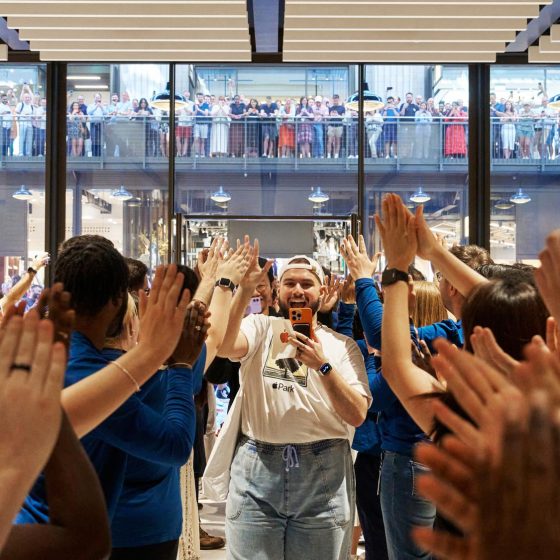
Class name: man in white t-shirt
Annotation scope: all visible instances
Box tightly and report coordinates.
[218,248,371,560]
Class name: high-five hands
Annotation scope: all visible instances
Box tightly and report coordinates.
[340,234,381,280]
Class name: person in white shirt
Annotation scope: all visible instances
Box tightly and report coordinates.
[16,93,35,156]
[87,93,108,157]
[0,94,13,156]
[218,248,371,560]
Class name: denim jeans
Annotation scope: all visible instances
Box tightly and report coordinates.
[226,436,354,560]
[355,452,388,560]
[380,451,435,560]
[313,124,324,157]
[19,123,33,156]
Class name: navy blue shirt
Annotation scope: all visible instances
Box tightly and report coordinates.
[17,332,197,525]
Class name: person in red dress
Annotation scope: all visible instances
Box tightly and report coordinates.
[444,101,467,158]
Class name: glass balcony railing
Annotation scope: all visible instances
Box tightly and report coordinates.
[1,115,559,171]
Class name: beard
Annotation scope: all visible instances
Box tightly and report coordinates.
[278,298,320,319]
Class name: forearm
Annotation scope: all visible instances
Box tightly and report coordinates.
[1,272,34,309]
[321,371,368,427]
[218,286,253,358]
[0,469,40,551]
[381,283,441,432]
[1,414,111,560]
[193,275,215,307]
[205,286,234,370]
[62,345,166,438]
[429,245,487,296]
[356,279,383,350]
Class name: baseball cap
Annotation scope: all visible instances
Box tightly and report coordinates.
[279,256,325,284]
[314,95,323,103]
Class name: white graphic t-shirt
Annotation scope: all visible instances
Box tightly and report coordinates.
[239,314,371,444]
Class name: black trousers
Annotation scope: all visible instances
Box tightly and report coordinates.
[355,452,389,560]
[110,539,179,560]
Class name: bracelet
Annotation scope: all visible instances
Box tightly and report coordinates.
[168,362,193,370]
[111,361,141,393]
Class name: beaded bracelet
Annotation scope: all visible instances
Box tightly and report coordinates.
[111,361,141,393]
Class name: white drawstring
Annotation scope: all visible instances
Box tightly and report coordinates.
[282,445,300,472]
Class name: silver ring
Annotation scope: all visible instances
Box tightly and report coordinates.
[194,325,202,331]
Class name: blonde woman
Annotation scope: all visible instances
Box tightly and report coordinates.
[411,281,449,328]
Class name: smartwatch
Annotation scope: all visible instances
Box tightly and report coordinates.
[381,267,409,288]
[215,278,236,293]
[318,362,333,376]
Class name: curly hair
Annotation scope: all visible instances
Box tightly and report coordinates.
[55,239,128,317]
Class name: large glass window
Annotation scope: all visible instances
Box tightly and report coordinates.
[174,64,358,218]
[364,64,470,261]
[65,63,171,269]
[0,64,47,294]
[490,65,560,263]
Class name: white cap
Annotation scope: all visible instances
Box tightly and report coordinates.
[279,255,325,284]
[314,95,323,103]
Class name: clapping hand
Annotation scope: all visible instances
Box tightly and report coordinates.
[340,234,381,280]
[169,300,211,367]
[319,274,342,314]
[374,194,417,271]
[37,283,75,352]
[239,237,273,291]
[215,239,253,287]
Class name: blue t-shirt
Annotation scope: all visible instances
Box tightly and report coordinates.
[17,332,197,525]
[110,346,206,547]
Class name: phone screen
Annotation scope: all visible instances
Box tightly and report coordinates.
[245,296,262,316]
[293,323,311,338]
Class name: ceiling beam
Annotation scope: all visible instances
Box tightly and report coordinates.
[0,3,248,17]
[31,40,250,51]
[283,18,530,31]
[284,29,518,42]
[39,51,252,61]
[8,16,248,29]
[19,28,250,41]
[284,42,505,52]
[285,4,540,17]
[283,51,496,62]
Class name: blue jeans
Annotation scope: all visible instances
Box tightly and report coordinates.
[226,436,354,560]
[313,124,324,157]
[380,451,435,560]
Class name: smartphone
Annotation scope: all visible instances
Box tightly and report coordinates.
[245,296,262,316]
[289,307,314,340]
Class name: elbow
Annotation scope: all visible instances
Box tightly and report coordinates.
[349,400,369,428]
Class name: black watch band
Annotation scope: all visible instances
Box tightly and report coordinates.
[381,267,409,287]
[27,267,37,275]
[215,278,236,292]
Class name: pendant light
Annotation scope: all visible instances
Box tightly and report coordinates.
[346,82,384,112]
[210,186,232,203]
[151,82,188,113]
[308,186,329,203]
[12,185,33,201]
[111,185,133,201]
[509,188,531,204]
[409,187,431,204]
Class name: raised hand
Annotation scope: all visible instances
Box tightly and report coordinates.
[535,229,560,324]
[431,338,524,466]
[340,234,381,280]
[414,204,441,261]
[374,193,417,271]
[169,300,211,367]
[37,283,75,352]
[137,264,190,365]
[197,237,227,281]
[319,274,342,313]
[239,237,273,291]
[470,326,519,377]
[340,275,356,304]
[31,251,50,272]
[215,240,253,287]
[0,310,66,492]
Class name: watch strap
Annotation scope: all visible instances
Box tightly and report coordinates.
[381,267,409,287]
[215,278,236,292]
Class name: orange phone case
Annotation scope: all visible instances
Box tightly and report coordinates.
[289,307,314,340]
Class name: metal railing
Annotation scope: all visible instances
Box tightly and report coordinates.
[1,114,559,170]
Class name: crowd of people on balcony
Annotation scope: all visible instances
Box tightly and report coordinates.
[2,83,560,163]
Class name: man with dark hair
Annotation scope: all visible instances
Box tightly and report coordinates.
[449,243,493,271]
[399,92,420,158]
[125,257,148,295]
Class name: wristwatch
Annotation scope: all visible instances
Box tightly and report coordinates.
[215,277,236,292]
[381,267,409,287]
[27,267,37,275]
[318,362,333,376]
